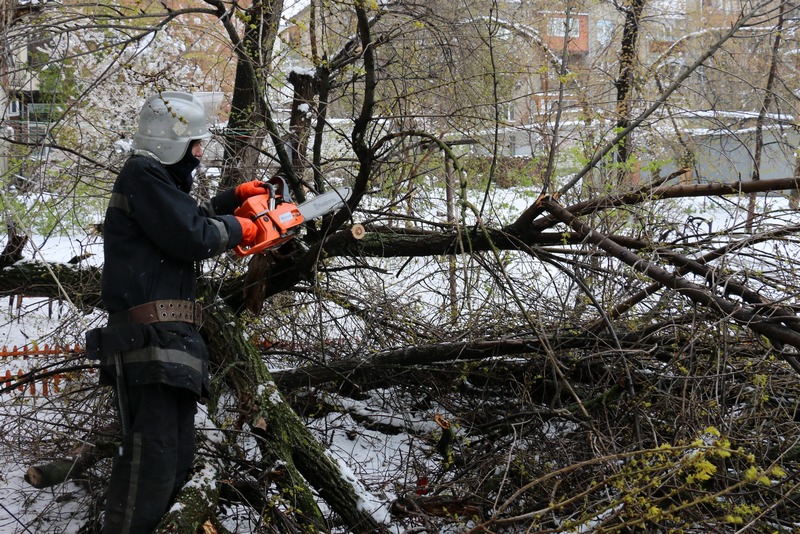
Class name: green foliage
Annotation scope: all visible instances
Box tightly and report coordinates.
[0,167,107,236]
[38,62,79,106]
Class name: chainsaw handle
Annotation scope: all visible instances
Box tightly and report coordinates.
[269,175,293,202]
[232,193,305,257]
[233,194,273,257]
[264,182,276,211]
[233,218,272,257]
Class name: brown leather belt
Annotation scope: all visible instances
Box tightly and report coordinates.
[109,299,202,326]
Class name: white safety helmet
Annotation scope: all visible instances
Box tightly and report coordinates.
[132,91,211,165]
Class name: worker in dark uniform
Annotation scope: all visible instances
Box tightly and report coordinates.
[86,91,268,533]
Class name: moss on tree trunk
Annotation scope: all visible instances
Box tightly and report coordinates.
[155,463,221,534]
[201,288,382,532]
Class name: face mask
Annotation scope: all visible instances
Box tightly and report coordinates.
[166,141,201,193]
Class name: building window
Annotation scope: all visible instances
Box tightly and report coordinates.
[501,102,516,123]
[547,17,580,39]
[596,20,614,47]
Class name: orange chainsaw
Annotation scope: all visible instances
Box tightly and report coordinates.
[234,177,352,257]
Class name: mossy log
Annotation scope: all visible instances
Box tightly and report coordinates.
[155,462,221,534]
[201,291,383,532]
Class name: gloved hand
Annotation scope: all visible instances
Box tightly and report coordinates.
[235,180,268,204]
[236,217,258,247]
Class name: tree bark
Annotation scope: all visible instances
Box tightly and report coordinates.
[216,0,286,188]
[155,462,221,534]
[201,286,382,532]
[747,1,785,230]
[286,69,316,197]
[0,260,101,305]
[270,338,555,390]
[613,0,645,180]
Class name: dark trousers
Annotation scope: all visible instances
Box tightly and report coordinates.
[103,383,197,534]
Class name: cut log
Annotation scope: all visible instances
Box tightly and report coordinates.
[25,431,118,489]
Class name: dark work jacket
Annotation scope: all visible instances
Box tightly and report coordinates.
[88,154,242,396]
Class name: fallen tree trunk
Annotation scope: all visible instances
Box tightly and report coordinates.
[200,289,383,532]
[527,176,800,234]
[155,462,221,534]
[0,179,797,309]
[270,338,558,390]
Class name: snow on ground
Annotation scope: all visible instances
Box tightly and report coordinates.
[0,386,99,533]
[0,234,104,534]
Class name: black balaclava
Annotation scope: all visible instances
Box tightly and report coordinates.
[166,140,201,193]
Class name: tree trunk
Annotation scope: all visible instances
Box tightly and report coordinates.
[155,462,221,534]
[747,1,785,231]
[219,0,285,188]
[613,0,645,183]
[286,69,316,198]
[201,285,382,532]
